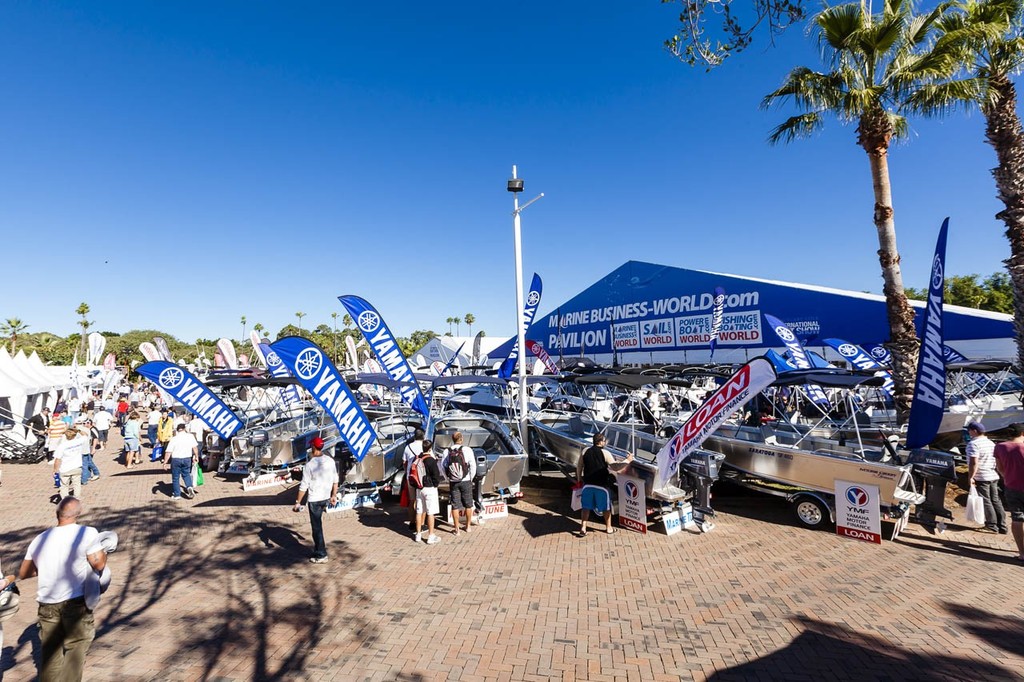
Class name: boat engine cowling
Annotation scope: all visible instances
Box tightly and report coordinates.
[904,449,956,481]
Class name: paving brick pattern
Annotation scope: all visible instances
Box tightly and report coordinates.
[1,434,1022,681]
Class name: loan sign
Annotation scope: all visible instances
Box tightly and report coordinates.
[835,480,882,544]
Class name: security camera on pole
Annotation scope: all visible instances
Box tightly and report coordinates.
[508,166,543,474]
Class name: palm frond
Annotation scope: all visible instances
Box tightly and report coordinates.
[904,78,987,114]
[766,113,824,145]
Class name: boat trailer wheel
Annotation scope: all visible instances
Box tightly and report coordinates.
[792,497,830,529]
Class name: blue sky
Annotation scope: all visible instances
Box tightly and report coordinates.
[0,1,1009,343]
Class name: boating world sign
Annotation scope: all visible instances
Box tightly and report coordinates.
[269,336,378,462]
[655,357,777,486]
[136,361,243,440]
[835,480,882,544]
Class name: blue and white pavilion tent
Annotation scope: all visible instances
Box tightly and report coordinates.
[493,260,1015,366]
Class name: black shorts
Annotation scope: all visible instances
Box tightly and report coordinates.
[1006,487,1024,522]
[450,480,473,510]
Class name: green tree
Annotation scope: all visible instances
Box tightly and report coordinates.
[253,322,265,340]
[453,316,462,335]
[762,0,951,416]
[464,313,476,336]
[295,311,306,333]
[906,0,1024,372]
[906,271,1015,313]
[0,318,28,353]
[342,313,352,329]
[76,302,92,359]
[445,317,454,335]
[398,330,438,358]
[240,315,247,342]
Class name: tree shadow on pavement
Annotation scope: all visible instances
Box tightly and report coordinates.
[508,495,584,538]
[706,616,1018,681]
[942,602,1024,658]
[895,533,1022,565]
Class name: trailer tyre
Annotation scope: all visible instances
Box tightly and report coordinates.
[792,496,830,529]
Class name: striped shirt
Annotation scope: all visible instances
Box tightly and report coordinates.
[966,435,999,482]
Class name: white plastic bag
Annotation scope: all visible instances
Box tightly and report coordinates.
[571,484,583,512]
[965,485,985,525]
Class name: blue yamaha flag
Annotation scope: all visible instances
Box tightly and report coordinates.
[764,313,829,406]
[906,218,949,449]
[498,273,543,380]
[708,286,726,360]
[270,336,378,461]
[822,338,895,398]
[136,361,243,440]
[864,343,893,366]
[259,343,302,406]
[338,295,429,419]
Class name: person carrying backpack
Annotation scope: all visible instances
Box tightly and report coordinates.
[409,439,442,545]
[442,431,477,535]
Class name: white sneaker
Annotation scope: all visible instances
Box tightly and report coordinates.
[414,532,421,543]
[473,516,485,525]
[426,535,440,545]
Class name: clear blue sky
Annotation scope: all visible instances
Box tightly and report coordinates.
[0,1,1009,343]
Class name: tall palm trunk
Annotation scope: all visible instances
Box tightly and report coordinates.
[983,75,1024,373]
[858,107,919,417]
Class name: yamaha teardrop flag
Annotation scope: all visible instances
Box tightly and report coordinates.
[822,338,894,399]
[526,339,558,375]
[708,287,726,360]
[764,314,830,406]
[153,337,173,363]
[656,357,776,487]
[498,273,543,380]
[259,343,301,406]
[270,336,378,460]
[136,361,243,440]
[906,218,949,450]
[338,295,430,420]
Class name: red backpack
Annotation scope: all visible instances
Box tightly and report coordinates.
[408,454,426,490]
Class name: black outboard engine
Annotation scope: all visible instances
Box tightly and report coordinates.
[905,449,956,526]
[680,450,725,516]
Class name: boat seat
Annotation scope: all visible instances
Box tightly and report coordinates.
[461,430,490,448]
[568,415,587,436]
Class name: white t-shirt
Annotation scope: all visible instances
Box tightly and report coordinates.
[165,432,198,460]
[147,411,162,427]
[441,444,477,482]
[967,435,1000,482]
[25,524,100,604]
[68,397,82,413]
[187,418,206,443]
[54,436,88,473]
[92,410,113,431]
[299,455,339,502]
[403,440,423,475]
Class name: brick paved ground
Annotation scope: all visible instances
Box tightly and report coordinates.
[1,434,1022,681]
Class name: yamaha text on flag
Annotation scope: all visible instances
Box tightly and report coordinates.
[136,361,243,440]
[498,273,543,380]
[270,336,378,461]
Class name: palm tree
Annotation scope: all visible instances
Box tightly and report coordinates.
[76,302,92,358]
[295,311,306,333]
[465,313,476,336]
[0,317,28,353]
[253,322,265,341]
[240,315,247,342]
[446,317,454,334]
[907,0,1024,371]
[762,0,952,416]
[331,311,340,363]
[342,313,352,329]
[454,316,462,335]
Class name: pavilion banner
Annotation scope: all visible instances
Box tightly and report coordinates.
[338,295,429,419]
[526,339,558,375]
[708,287,726,360]
[764,314,829,406]
[656,357,776,486]
[906,218,949,450]
[259,343,301,406]
[136,361,243,440]
[269,336,378,460]
[153,337,173,363]
[498,273,543,380]
[822,338,894,398]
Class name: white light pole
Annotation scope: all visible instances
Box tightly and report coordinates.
[508,165,543,473]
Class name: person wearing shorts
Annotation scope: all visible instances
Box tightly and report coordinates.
[575,433,633,536]
[123,412,142,468]
[994,423,1024,562]
[413,440,442,545]
[442,431,477,535]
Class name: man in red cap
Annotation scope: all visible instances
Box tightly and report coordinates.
[293,436,338,563]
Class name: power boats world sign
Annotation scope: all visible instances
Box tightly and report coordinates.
[835,480,882,544]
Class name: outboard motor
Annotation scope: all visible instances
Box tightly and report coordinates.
[904,448,956,525]
[680,450,725,516]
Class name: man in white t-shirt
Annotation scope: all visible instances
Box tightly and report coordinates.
[186,414,207,463]
[402,428,425,529]
[967,421,1007,534]
[162,424,198,500]
[441,431,477,534]
[67,396,82,423]
[146,409,162,450]
[91,406,113,450]
[293,437,339,563]
[0,497,107,682]
[54,428,89,500]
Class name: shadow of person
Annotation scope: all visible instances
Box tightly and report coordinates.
[1,620,41,681]
[256,523,304,551]
[150,482,175,498]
